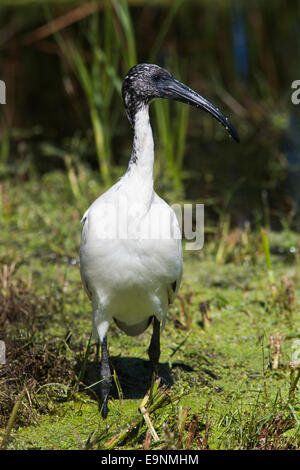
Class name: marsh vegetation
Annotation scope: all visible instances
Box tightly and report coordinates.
[0,0,300,450]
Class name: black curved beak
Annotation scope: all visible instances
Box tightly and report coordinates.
[158,77,240,143]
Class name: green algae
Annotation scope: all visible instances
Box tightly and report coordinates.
[1,172,300,450]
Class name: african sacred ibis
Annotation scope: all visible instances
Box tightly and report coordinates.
[80,64,239,418]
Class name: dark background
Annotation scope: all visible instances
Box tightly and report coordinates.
[1,0,300,229]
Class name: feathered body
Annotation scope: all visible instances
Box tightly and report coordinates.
[80,104,182,340]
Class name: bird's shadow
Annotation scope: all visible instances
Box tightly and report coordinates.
[77,356,193,401]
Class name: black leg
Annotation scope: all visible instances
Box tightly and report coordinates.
[100,336,111,419]
[148,317,161,376]
[94,341,100,363]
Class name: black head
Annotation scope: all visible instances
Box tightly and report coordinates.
[122,63,239,142]
[122,64,172,126]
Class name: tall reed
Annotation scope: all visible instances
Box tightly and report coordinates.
[45,0,190,196]
[47,2,124,188]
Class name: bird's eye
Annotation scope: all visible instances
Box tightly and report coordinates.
[152,74,161,82]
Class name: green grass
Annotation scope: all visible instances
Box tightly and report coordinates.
[0,170,300,450]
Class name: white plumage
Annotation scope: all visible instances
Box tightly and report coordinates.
[80,105,182,341]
